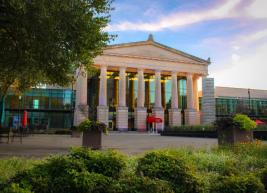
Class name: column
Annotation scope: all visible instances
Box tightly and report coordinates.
[135,69,147,131]
[116,67,128,131]
[193,76,199,111]
[114,78,119,106]
[187,73,194,110]
[169,71,181,127]
[97,65,109,126]
[74,65,88,126]
[137,69,145,107]
[99,65,107,106]
[171,72,178,109]
[152,70,164,131]
[154,70,162,108]
[145,80,150,109]
[185,73,200,125]
[129,79,135,109]
[161,81,166,108]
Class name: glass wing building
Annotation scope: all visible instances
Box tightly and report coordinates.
[3,88,75,129]
[213,87,267,122]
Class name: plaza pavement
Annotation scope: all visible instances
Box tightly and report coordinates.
[0,132,218,158]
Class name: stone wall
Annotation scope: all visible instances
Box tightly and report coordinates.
[202,78,216,124]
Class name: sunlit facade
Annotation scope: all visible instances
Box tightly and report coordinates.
[74,35,213,131]
[87,72,188,130]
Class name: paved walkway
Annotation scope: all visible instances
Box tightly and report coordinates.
[0,132,217,158]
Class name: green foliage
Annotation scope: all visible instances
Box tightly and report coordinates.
[70,148,126,178]
[110,175,174,193]
[77,119,108,133]
[233,114,257,131]
[9,155,113,193]
[2,183,32,193]
[2,145,267,193]
[192,151,239,176]
[260,166,267,191]
[210,174,265,193]
[215,114,256,131]
[137,150,205,193]
[0,0,114,96]
[169,124,215,131]
[214,117,236,129]
[0,158,39,186]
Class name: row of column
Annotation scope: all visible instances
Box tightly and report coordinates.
[96,65,200,131]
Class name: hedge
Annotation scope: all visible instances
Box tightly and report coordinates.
[1,145,267,193]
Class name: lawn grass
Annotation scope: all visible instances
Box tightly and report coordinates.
[0,157,41,185]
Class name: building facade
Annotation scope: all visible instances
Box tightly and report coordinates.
[4,37,266,131]
[74,35,214,131]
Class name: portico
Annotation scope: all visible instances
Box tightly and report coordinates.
[74,35,213,131]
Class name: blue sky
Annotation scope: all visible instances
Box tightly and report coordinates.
[105,0,267,90]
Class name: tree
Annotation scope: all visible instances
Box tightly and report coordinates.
[0,0,114,126]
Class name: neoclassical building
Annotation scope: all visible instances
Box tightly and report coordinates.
[74,35,216,131]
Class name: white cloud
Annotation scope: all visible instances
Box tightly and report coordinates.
[106,0,242,32]
[199,27,267,90]
[233,46,240,50]
[231,54,241,64]
[210,43,267,90]
[245,0,267,18]
[235,28,267,45]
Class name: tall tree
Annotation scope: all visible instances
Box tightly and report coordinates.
[0,0,114,126]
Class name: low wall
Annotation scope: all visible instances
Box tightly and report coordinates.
[161,130,267,140]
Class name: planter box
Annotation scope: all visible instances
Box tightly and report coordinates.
[71,131,81,138]
[217,127,253,146]
[82,131,102,149]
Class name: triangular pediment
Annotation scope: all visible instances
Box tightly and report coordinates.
[103,41,209,65]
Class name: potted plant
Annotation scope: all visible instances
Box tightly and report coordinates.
[71,126,81,138]
[216,114,256,146]
[77,119,108,149]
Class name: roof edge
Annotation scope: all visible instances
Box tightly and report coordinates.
[106,40,210,64]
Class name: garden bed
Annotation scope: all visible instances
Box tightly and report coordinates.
[1,144,267,193]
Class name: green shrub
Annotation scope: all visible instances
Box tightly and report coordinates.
[110,175,174,193]
[0,158,38,186]
[70,148,126,178]
[193,151,239,175]
[233,114,257,131]
[77,119,108,133]
[12,156,87,193]
[214,117,236,129]
[137,150,205,193]
[7,156,113,193]
[210,174,265,193]
[2,183,32,193]
[260,167,267,191]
